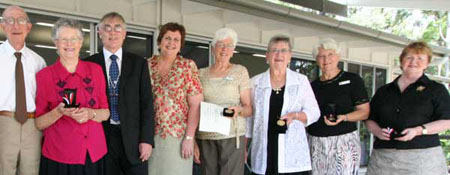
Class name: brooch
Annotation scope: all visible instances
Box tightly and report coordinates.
[416,86,426,92]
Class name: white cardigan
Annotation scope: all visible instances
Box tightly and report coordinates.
[246,69,320,174]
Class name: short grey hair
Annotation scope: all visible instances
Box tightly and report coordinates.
[51,18,84,41]
[312,38,340,58]
[211,28,238,47]
[267,35,292,52]
[98,12,127,30]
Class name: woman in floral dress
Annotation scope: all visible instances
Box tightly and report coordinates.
[147,22,203,175]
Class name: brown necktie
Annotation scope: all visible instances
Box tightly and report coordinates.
[15,52,27,124]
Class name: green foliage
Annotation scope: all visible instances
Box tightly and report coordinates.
[440,130,450,165]
[345,8,448,47]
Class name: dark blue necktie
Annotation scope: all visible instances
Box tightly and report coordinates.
[109,54,120,122]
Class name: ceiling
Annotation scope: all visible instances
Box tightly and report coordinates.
[330,0,450,11]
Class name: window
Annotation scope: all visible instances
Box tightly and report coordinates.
[290,58,318,81]
[181,41,209,69]
[345,63,387,166]
[375,68,387,91]
[361,65,374,98]
[231,46,268,77]
[348,63,361,75]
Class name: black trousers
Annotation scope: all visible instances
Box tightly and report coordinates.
[105,124,148,175]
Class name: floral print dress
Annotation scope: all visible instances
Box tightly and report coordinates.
[148,55,202,139]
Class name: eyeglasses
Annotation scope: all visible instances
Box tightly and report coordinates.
[1,17,29,25]
[216,43,234,49]
[268,48,290,54]
[57,37,82,44]
[317,52,337,59]
[102,24,124,32]
[163,36,180,42]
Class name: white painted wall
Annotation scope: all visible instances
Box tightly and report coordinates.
[1,0,397,71]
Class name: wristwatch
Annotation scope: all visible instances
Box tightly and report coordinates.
[420,125,428,135]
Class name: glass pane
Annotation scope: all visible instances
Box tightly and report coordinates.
[232,46,268,77]
[360,122,371,166]
[360,65,374,166]
[290,58,318,82]
[181,41,209,69]
[425,65,439,76]
[0,10,90,65]
[338,61,344,70]
[348,63,361,75]
[123,33,152,59]
[361,66,374,97]
[375,68,387,91]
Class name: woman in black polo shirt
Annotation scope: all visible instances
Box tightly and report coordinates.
[307,38,370,175]
[366,41,450,175]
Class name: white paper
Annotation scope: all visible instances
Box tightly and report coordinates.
[199,102,231,135]
[278,134,286,172]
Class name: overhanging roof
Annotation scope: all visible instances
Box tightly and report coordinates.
[330,0,450,11]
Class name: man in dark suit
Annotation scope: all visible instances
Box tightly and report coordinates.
[84,12,154,175]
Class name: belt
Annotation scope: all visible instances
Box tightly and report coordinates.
[0,111,35,118]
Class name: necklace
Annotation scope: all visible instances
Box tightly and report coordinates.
[273,87,282,94]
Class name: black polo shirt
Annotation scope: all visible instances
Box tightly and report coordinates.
[369,74,450,149]
[307,71,369,137]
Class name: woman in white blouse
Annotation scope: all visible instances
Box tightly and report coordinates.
[245,35,320,175]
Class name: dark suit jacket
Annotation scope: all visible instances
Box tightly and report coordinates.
[84,51,154,165]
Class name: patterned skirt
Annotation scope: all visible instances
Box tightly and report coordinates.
[308,130,361,175]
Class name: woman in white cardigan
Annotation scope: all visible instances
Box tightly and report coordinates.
[246,35,320,175]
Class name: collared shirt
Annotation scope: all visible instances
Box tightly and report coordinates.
[369,74,450,149]
[103,47,122,124]
[35,59,109,164]
[149,55,203,139]
[246,69,320,174]
[0,40,46,112]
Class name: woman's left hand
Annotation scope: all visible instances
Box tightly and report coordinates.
[324,115,345,126]
[227,106,242,118]
[395,126,421,142]
[72,108,92,124]
[181,137,194,159]
[280,113,296,125]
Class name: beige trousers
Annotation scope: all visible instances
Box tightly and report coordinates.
[0,115,41,175]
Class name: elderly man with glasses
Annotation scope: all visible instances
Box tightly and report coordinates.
[84,12,154,175]
[0,5,46,175]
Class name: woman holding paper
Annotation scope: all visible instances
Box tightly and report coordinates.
[194,28,252,175]
[246,35,320,175]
